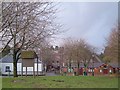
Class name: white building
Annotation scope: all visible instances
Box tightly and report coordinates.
[0,53,44,75]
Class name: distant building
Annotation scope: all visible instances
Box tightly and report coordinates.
[0,53,44,75]
[61,55,120,76]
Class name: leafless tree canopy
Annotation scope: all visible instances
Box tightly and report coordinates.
[2,2,60,50]
[1,2,61,77]
[61,38,92,69]
[104,25,118,64]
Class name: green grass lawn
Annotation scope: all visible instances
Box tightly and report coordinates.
[2,76,119,88]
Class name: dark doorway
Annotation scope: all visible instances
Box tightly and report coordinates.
[113,68,116,73]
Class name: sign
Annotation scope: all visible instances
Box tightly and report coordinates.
[22,59,34,67]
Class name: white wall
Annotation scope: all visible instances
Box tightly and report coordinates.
[1,63,43,75]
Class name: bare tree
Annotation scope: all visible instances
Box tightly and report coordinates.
[62,38,75,72]
[62,38,92,74]
[40,45,54,67]
[104,25,118,64]
[1,2,61,77]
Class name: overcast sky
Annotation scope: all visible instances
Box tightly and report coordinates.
[0,2,118,54]
[52,2,118,53]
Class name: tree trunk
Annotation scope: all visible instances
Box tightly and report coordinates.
[77,62,80,75]
[13,51,18,77]
[13,61,18,77]
[69,61,71,72]
[84,63,87,76]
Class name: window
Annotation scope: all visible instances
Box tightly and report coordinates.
[5,66,11,72]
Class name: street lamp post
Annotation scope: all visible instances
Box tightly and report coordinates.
[92,54,95,76]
